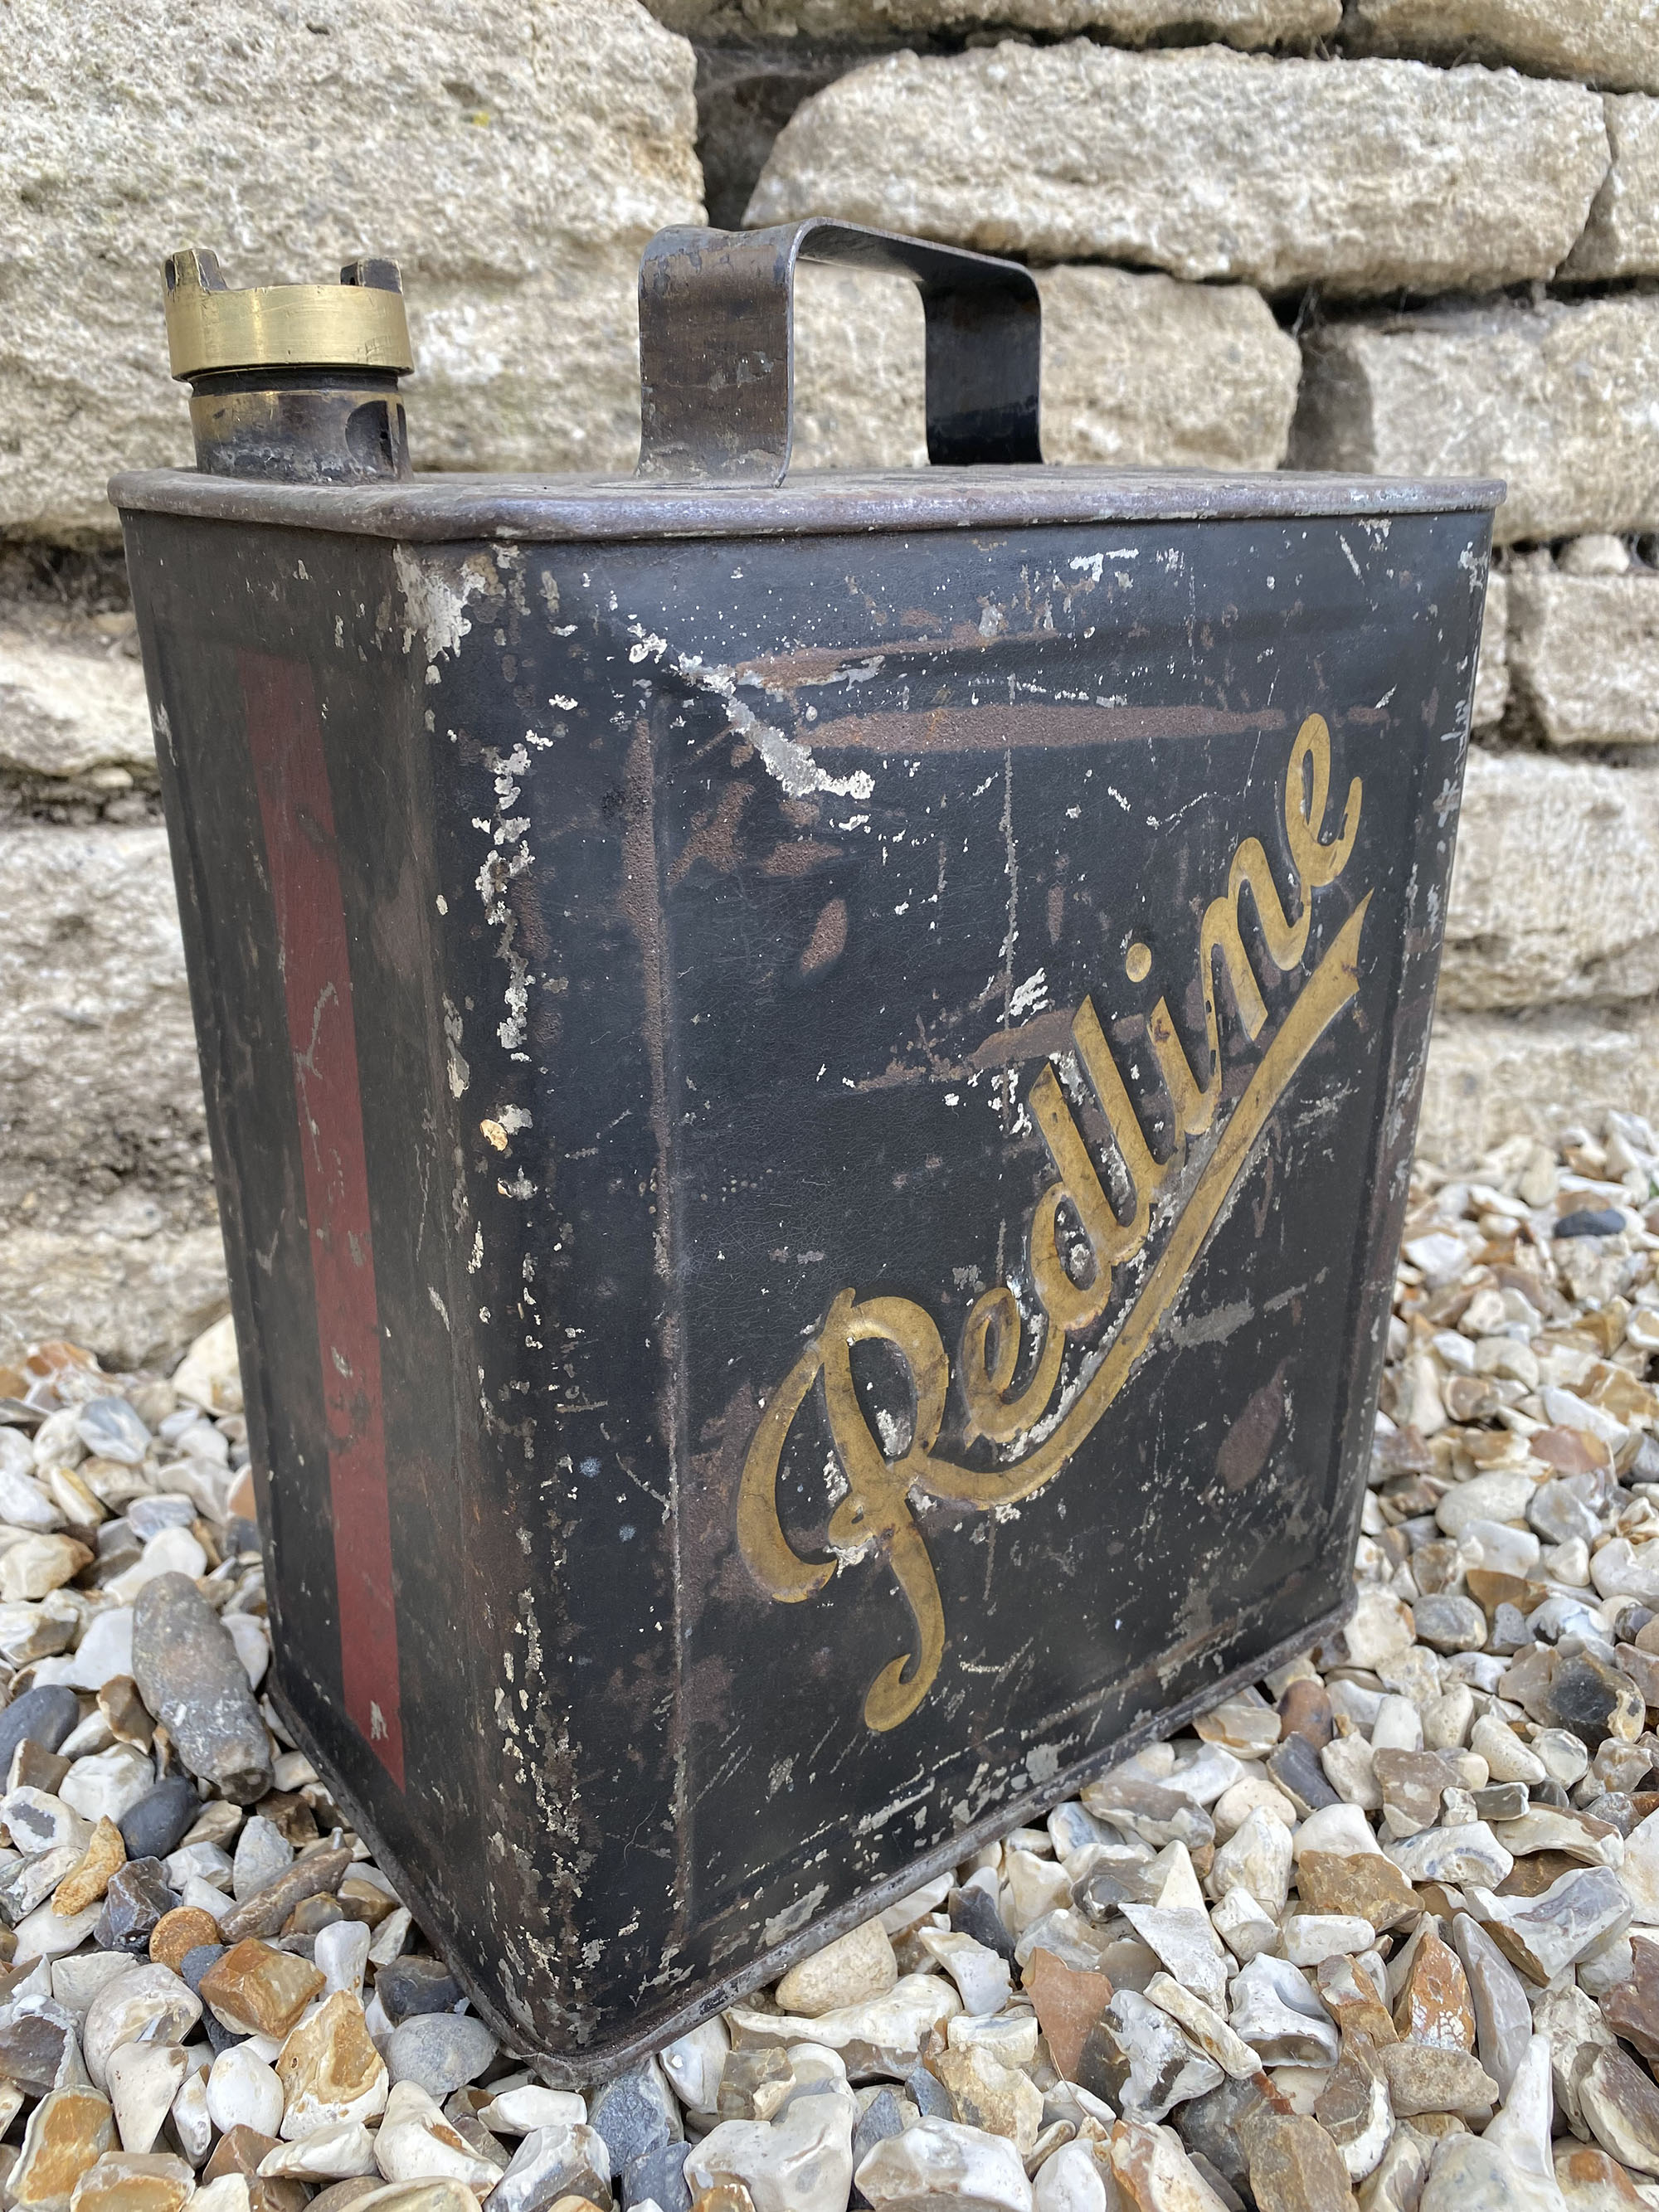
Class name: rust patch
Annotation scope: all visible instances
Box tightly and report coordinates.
[1217,1359,1290,1493]
[799,897,849,976]
[669,777,752,888]
[761,839,840,878]
[810,704,1289,754]
[970,1007,1077,1072]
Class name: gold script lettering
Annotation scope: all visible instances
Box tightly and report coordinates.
[736,715,1368,1731]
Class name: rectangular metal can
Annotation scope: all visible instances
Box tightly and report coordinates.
[114,459,1499,2073]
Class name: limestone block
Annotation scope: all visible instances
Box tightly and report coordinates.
[0,828,206,1206]
[653,0,1335,43]
[790,263,1301,474]
[0,0,702,542]
[1507,567,1659,745]
[1472,571,1508,729]
[1341,0,1659,93]
[1292,296,1659,544]
[1441,750,1659,1009]
[0,1225,227,1377]
[746,46,1608,297]
[1564,95,1659,277]
[0,629,153,780]
[1419,1004,1659,1164]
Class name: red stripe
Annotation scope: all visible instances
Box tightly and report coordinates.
[241,650,406,1789]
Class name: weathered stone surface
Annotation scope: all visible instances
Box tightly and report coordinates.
[1292,295,1659,545]
[1418,1003,1659,1163]
[747,46,1608,297]
[0,1223,229,1376]
[1506,571,1659,749]
[654,0,1336,45]
[1472,571,1509,731]
[1565,93,1659,276]
[789,261,1301,479]
[1343,0,1659,91]
[0,0,701,542]
[131,1576,270,1805]
[1440,751,1659,1011]
[0,628,153,782]
[0,827,205,1200]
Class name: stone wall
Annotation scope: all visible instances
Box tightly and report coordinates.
[5,0,1657,1363]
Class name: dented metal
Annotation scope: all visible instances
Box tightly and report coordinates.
[114,224,1501,2078]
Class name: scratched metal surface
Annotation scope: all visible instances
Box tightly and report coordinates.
[121,489,1491,2073]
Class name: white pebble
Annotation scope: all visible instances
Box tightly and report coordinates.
[207,2045,284,2137]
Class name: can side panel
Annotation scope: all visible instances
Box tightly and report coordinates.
[505,510,1487,2045]
[413,543,682,2052]
[121,514,519,2009]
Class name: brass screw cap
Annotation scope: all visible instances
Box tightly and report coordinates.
[163,248,414,382]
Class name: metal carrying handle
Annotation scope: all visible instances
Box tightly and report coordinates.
[636,221,1043,484]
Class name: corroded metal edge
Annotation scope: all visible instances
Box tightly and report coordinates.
[269,1577,1357,2086]
[111,465,1506,546]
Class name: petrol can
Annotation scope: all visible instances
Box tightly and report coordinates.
[114,222,1502,2073]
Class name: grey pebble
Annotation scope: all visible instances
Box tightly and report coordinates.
[131,1572,271,1803]
[950,1884,1015,1962]
[1412,1592,1490,1653]
[231,1815,292,1902]
[851,2088,904,2209]
[384,2010,498,2098]
[905,2064,953,2119]
[119,1777,202,1862]
[75,1397,151,1466]
[0,1686,81,1776]
[376,1955,464,2025]
[624,2142,692,2212]
[591,2062,683,2166]
[127,1495,199,1542]
[95,1859,179,1955]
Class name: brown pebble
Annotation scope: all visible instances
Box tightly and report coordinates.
[1024,1947,1113,2081]
[96,1679,153,1753]
[203,2130,277,2183]
[260,1792,319,1848]
[689,2192,755,2212]
[1465,1568,1545,1620]
[200,1939,325,2038]
[69,2151,195,2212]
[283,1894,345,1938]
[1379,2043,1497,2121]
[9,2085,114,2208]
[1295,1850,1420,1935]
[1391,1932,1474,2052]
[1243,2111,1358,2211]
[149,1906,221,1973]
[9,1740,71,1795]
[52,1818,125,1918]
[217,1845,352,1944]
[334,1871,395,1929]
[1530,1427,1609,1477]
[1496,1850,1583,1898]
[1277,1678,1333,1751]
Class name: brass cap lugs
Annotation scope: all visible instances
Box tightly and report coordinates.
[163,249,413,380]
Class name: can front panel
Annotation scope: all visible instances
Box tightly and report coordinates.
[127,498,1487,2068]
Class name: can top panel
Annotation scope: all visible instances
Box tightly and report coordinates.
[110,464,1506,545]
